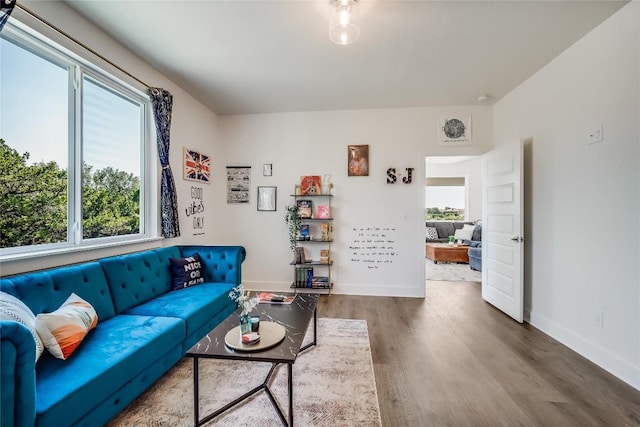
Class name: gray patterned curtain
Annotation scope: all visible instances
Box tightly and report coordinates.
[0,0,17,33]
[149,88,180,238]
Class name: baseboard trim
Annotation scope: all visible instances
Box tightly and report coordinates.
[526,309,639,390]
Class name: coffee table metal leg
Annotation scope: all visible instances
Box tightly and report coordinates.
[288,363,293,426]
[193,357,199,427]
[300,307,317,352]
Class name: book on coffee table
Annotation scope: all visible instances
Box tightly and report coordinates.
[258,292,296,304]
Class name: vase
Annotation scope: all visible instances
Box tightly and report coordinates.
[240,313,252,336]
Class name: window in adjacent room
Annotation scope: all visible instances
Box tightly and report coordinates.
[425,177,467,221]
[0,20,153,257]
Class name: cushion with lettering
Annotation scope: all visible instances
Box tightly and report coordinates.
[35,293,98,360]
[169,252,205,290]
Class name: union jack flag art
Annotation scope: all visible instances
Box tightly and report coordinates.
[184,148,211,183]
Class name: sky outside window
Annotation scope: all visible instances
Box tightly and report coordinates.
[1,37,68,168]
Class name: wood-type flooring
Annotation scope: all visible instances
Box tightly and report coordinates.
[316,281,640,427]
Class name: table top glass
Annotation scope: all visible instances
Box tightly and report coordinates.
[186,293,318,363]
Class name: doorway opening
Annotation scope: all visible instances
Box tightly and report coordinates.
[425,156,482,283]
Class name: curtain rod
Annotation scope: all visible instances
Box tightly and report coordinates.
[16,3,152,90]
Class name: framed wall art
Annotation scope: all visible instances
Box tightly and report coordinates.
[226,166,251,203]
[438,116,472,145]
[348,144,369,176]
[183,148,211,183]
[257,186,277,211]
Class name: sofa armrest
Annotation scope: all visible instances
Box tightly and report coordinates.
[179,246,247,285]
[0,321,36,427]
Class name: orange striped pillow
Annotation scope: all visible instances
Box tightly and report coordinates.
[35,293,98,360]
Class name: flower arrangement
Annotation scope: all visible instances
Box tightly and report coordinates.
[229,284,258,316]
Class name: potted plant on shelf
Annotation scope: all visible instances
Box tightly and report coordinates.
[285,205,302,253]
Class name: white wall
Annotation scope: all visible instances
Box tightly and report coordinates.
[493,2,639,389]
[218,107,493,297]
[425,157,483,222]
[1,1,221,276]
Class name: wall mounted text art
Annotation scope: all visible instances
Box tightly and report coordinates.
[348,226,399,270]
[386,167,414,184]
[186,186,205,235]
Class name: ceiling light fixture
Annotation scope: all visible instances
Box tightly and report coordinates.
[329,0,360,45]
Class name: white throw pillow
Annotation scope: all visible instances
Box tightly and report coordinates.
[35,293,98,360]
[0,291,44,362]
[454,227,474,241]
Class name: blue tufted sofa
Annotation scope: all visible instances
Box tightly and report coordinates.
[0,245,246,427]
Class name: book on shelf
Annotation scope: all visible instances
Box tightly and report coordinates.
[294,266,314,288]
[311,276,330,289]
[316,205,330,219]
[300,176,322,195]
[320,223,332,240]
[300,224,310,238]
[258,292,296,304]
[320,249,330,264]
[294,247,307,264]
[296,199,313,218]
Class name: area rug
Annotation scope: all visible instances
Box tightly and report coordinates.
[107,318,381,427]
[426,259,481,282]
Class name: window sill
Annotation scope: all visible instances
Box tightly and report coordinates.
[0,237,164,264]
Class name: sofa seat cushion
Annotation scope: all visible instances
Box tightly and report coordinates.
[35,314,184,426]
[123,282,235,338]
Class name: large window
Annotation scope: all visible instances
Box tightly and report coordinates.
[425,177,466,221]
[0,20,152,256]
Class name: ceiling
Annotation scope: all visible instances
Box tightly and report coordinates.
[63,0,627,115]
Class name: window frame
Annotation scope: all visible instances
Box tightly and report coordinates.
[0,18,158,261]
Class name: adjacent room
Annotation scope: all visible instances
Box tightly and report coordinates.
[424,156,482,282]
[1,1,638,426]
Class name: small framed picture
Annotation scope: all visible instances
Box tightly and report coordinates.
[438,115,472,145]
[348,144,369,176]
[257,186,277,211]
[263,163,272,176]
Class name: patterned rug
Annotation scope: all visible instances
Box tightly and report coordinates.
[107,318,381,427]
[426,259,481,282]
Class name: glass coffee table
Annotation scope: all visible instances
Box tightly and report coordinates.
[186,293,318,426]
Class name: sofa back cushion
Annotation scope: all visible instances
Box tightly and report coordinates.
[471,224,482,242]
[0,262,116,322]
[47,263,116,321]
[179,246,246,285]
[100,247,181,313]
[1,271,55,315]
[425,221,475,239]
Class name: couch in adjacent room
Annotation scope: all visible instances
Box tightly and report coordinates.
[468,242,482,271]
[0,245,246,427]
[425,221,481,244]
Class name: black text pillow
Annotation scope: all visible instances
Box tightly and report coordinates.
[169,253,205,290]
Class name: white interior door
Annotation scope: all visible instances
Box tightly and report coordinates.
[481,140,524,322]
